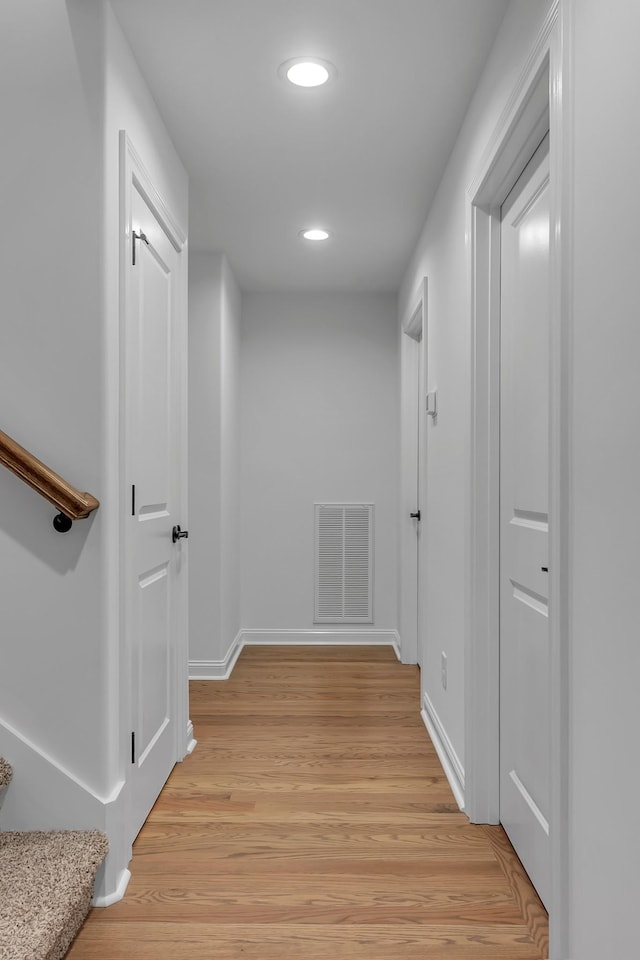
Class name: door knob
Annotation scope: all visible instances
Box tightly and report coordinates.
[172,525,189,543]
[410,510,421,521]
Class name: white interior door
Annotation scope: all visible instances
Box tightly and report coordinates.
[407,334,420,662]
[416,312,426,670]
[499,133,551,908]
[400,288,425,666]
[125,171,187,842]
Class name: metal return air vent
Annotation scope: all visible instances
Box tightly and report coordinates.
[314,503,374,623]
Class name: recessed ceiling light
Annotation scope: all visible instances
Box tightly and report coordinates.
[300,228,330,241]
[279,58,335,87]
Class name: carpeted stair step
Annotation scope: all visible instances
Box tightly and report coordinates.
[0,757,12,789]
[0,829,108,960]
[0,758,12,815]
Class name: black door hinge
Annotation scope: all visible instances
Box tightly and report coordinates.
[131,731,136,764]
[132,484,136,517]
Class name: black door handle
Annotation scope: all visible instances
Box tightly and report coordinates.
[172,525,189,543]
[410,511,421,521]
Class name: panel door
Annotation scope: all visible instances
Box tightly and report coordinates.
[127,183,185,841]
[401,331,420,664]
[416,313,426,671]
[499,133,551,908]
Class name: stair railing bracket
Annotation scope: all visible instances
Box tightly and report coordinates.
[53,512,73,534]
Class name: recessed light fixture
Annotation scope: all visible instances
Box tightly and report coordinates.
[300,228,330,241]
[279,57,335,87]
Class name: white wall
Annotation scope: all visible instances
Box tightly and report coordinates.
[240,292,398,634]
[189,254,241,670]
[400,0,640,955]
[0,0,107,795]
[189,256,223,665]
[399,0,553,773]
[0,0,188,900]
[219,258,242,652]
[568,2,640,956]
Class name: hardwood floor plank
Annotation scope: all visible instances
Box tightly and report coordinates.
[87,877,520,924]
[158,774,457,794]
[147,797,461,821]
[68,645,547,959]
[134,821,490,846]
[69,922,543,960]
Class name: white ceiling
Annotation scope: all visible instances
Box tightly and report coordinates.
[111,0,509,293]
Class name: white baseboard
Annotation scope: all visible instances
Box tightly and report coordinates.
[241,629,401,655]
[184,720,197,756]
[93,868,130,907]
[421,694,465,810]
[189,631,243,680]
[189,629,401,680]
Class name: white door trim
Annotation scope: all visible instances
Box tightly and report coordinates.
[119,132,190,809]
[465,3,572,956]
[399,278,427,665]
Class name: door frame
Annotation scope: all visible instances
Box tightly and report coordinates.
[464,3,571,956]
[119,132,190,838]
[399,278,428,665]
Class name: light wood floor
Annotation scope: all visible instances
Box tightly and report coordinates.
[69,645,548,959]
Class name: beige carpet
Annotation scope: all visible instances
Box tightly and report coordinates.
[0,830,108,960]
[0,756,108,960]
[0,756,12,789]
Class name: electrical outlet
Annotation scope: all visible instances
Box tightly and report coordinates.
[441,652,447,690]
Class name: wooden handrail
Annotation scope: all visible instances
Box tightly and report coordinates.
[0,428,99,524]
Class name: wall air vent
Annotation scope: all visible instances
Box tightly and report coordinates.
[314,503,374,623]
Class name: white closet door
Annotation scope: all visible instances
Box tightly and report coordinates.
[499,133,551,908]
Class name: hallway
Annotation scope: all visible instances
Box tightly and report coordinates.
[69,647,547,959]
